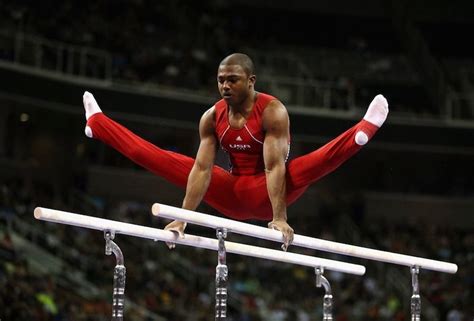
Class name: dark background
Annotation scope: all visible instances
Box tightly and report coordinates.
[0,1,473,320]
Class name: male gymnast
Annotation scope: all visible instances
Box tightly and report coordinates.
[83,53,388,250]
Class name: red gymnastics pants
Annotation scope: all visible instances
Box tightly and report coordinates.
[87,113,378,220]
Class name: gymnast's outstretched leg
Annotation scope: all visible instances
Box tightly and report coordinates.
[208,95,389,220]
[285,94,389,202]
[84,91,195,188]
[83,92,243,218]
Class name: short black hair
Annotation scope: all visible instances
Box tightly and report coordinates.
[219,53,255,76]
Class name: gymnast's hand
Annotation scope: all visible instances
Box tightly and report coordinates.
[268,219,294,251]
[164,220,187,249]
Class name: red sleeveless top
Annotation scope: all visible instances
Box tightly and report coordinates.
[215,92,285,176]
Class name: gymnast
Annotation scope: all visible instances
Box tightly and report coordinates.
[83,53,388,250]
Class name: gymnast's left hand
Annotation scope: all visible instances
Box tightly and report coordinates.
[268,219,294,251]
[164,220,187,249]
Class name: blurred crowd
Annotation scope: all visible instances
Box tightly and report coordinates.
[1,178,472,321]
[1,0,247,91]
[1,0,454,113]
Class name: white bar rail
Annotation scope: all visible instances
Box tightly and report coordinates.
[34,207,365,275]
[152,203,458,274]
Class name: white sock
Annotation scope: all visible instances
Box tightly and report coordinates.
[83,91,102,120]
[83,91,102,138]
[363,94,389,128]
[354,94,389,145]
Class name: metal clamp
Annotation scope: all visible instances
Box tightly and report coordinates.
[411,266,421,321]
[215,228,228,321]
[104,230,126,321]
[315,267,333,321]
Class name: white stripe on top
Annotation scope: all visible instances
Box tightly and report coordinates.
[219,125,231,146]
[244,125,264,145]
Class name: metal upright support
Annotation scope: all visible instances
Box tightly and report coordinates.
[410,266,421,321]
[105,230,126,321]
[315,267,333,321]
[215,228,228,321]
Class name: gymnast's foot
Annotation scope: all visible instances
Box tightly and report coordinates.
[355,94,389,145]
[83,91,102,138]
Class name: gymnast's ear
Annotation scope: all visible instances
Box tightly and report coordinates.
[248,74,256,87]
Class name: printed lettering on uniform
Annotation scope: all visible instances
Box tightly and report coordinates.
[228,144,252,150]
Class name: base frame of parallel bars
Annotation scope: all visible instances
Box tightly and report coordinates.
[105,230,126,321]
[215,228,228,321]
[410,266,421,321]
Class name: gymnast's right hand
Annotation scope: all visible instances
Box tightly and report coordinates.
[164,220,187,249]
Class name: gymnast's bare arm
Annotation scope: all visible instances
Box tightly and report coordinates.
[262,100,294,251]
[164,107,217,247]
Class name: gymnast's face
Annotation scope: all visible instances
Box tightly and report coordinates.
[217,64,255,107]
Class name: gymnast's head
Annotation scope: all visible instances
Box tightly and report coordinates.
[217,53,256,103]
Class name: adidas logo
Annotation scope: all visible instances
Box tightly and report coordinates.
[236,136,243,141]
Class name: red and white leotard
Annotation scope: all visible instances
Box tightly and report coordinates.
[215,93,288,175]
